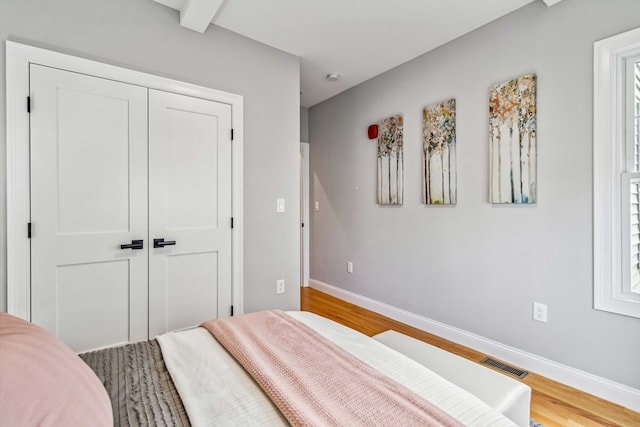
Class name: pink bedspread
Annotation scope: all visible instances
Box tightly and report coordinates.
[201,310,464,427]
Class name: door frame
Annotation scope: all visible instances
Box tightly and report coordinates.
[300,142,310,287]
[6,41,244,319]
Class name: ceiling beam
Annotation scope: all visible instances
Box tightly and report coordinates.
[542,0,564,6]
[180,0,224,33]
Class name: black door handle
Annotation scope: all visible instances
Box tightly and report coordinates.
[154,238,176,248]
[120,239,143,250]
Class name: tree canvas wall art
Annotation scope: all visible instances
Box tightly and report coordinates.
[423,99,457,205]
[377,114,404,205]
[489,73,537,204]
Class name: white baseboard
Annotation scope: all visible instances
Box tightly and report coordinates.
[309,278,640,412]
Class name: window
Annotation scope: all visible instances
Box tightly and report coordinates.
[625,60,640,295]
[594,27,640,318]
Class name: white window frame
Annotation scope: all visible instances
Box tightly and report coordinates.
[621,173,640,295]
[6,41,244,319]
[593,27,640,318]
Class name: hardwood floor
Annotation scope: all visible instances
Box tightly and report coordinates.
[300,287,640,427]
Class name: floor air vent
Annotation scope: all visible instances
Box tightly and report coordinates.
[480,357,528,379]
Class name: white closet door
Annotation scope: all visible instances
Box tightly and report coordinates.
[30,64,149,352]
[148,89,233,337]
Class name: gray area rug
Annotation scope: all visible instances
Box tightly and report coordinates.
[530,419,544,427]
[80,339,190,427]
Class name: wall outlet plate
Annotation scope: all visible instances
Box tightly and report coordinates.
[347,261,353,273]
[533,302,547,322]
[276,279,285,294]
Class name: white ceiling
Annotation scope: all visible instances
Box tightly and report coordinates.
[154,0,543,107]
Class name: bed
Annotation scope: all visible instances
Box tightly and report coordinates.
[1,310,527,427]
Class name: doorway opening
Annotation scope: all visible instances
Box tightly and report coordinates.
[300,142,310,287]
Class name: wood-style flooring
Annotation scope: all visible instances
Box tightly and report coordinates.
[300,287,640,427]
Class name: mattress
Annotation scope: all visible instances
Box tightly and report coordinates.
[157,311,518,427]
[373,330,531,427]
[81,311,519,426]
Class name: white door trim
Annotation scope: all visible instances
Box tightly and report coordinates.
[5,41,244,319]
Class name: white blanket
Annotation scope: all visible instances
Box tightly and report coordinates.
[157,311,517,427]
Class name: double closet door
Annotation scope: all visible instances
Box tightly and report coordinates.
[29,64,232,352]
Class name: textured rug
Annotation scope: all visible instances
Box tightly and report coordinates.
[530,419,544,427]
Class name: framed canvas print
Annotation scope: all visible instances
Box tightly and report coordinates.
[489,74,537,204]
[423,98,456,205]
[377,114,404,205]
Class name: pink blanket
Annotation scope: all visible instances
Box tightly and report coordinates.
[201,310,464,427]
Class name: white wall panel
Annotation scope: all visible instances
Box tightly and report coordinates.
[57,260,130,352]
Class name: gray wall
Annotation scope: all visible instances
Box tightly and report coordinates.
[309,0,640,388]
[0,0,301,313]
[301,107,309,142]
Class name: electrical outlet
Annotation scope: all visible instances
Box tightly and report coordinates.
[276,279,285,294]
[276,198,285,213]
[533,302,547,323]
[347,261,353,273]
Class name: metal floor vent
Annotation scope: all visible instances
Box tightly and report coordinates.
[480,357,528,379]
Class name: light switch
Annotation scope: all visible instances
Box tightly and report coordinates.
[315,201,320,211]
[277,198,285,213]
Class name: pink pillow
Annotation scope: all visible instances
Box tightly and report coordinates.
[0,312,112,427]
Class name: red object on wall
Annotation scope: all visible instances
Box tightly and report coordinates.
[368,124,378,139]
